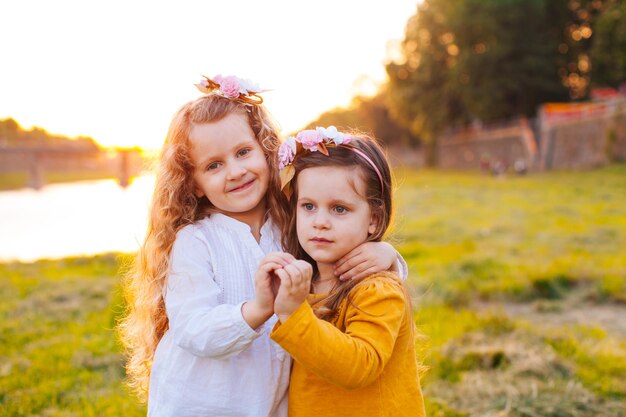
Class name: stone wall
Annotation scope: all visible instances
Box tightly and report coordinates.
[435,105,626,171]
[437,119,537,171]
[386,145,426,168]
[610,111,626,162]
[540,115,612,170]
[540,104,626,169]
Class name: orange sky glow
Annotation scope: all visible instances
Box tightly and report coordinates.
[0,0,420,150]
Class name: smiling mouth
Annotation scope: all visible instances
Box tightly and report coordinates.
[229,179,255,193]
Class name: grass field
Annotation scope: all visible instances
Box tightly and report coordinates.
[1,165,625,416]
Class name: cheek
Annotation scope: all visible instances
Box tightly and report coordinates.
[296,213,309,243]
[255,154,270,175]
[200,174,225,198]
[254,157,271,187]
[296,214,305,234]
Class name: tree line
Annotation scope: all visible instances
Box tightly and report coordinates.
[308,0,626,162]
[0,118,100,150]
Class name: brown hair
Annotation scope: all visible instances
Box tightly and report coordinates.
[118,94,289,400]
[280,134,393,321]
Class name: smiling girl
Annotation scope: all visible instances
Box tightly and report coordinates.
[117,76,407,417]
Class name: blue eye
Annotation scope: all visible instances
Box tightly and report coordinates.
[207,162,221,171]
[303,203,315,211]
[334,206,348,214]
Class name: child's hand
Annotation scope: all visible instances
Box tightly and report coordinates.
[243,252,294,329]
[274,260,312,323]
[256,252,295,310]
[333,241,397,281]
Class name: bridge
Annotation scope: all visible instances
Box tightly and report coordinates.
[0,146,142,189]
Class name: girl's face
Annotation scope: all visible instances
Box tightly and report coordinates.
[189,112,269,224]
[295,166,377,266]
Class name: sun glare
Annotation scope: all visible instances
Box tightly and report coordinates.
[0,1,419,150]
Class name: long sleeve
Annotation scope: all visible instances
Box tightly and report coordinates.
[148,216,291,417]
[395,250,409,281]
[165,227,260,359]
[270,278,406,390]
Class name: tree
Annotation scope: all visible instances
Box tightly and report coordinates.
[0,117,101,149]
[386,0,468,145]
[303,92,419,148]
[590,0,626,88]
[385,0,610,163]
[549,0,612,98]
[452,0,571,119]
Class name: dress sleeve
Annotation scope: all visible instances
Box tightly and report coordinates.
[395,250,409,281]
[270,277,406,389]
[165,227,260,359]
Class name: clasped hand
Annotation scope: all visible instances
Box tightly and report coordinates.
[254,252,313,323]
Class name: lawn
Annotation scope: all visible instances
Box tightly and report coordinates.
[393,165,626,416]
[1,165,625,416]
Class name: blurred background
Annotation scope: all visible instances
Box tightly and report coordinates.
[1,0,625,416]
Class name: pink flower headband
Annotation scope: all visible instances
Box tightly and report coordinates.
[195,74,266,105]
[278,126,384,198]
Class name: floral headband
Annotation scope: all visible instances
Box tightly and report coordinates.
[278,126,384,198]
[195,74,266,105]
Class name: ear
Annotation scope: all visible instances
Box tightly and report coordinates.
[194,184,204,198]
[368,212,379,235]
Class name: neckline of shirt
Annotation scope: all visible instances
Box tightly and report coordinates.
[205,212,276,247]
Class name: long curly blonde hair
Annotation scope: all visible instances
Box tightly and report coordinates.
[117,94,289,401]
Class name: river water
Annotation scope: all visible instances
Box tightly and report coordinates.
[0,176,155,262]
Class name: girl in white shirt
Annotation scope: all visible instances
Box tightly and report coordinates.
[117,75,405,417]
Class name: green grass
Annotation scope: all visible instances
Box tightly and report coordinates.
[393,165,626,416]
[544,325,626,399]
[1,165,625,416]
[0,254,144,416]
[394,165,626,304]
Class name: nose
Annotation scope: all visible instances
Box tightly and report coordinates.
[312,210,330,229]
[226,161,247,180]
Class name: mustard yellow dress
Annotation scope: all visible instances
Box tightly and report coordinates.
[270,272,426,417]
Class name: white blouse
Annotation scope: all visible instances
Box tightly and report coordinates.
[148,213,290,417]
[147,212,408,417]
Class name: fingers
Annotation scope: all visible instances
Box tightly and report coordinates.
[285,261,312,282]
[274,252,296,264]
[274,268,292,292]
[336,255,373,280]
[268,258,312,300]
[262,252,295,268]
[259,261,285,274]
[258,252,297,284]
[290,260,313,280]
[342,265,379,282]
[282,264,303,289]
[275,263,310,299]
[333,248,361,276]
[256,261,285,290]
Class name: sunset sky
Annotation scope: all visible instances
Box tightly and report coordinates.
[1,0,419,150]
